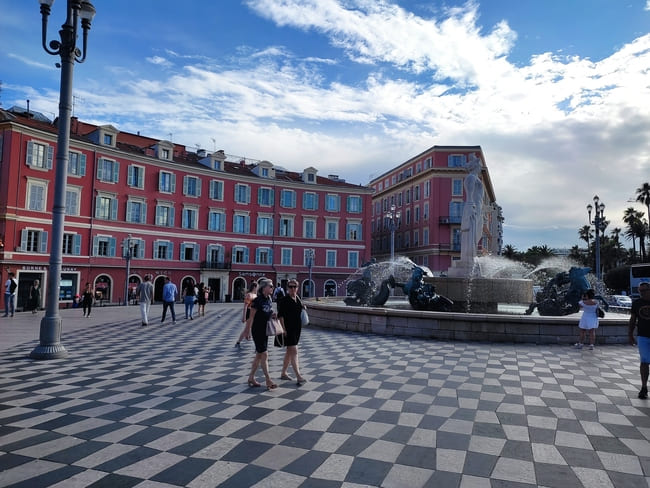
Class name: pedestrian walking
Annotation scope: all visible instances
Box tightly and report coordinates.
[196,282,207,317]
[28,280,41,314]
[161,277,178,324]
[136,275,154,326]
[182,279,197,320]
[278,279,307,385]
[629,281,650,399]
[82,282,94,318]
[247,279,278,390]
[4,272,17,317]
[236,281,257,347]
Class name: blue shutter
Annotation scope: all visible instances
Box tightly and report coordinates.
[153,240,159,257]
[73,234,81,255]
[46,145,53,169]
[128,166,134,186]
[183,176,188,195]
[26,141,34,166]
[97,159,104,180]
[141,203,147,224]
[137,239,144,258]
[210,180,216,199]
[108,237,116,257]
[110,199,118,220]
[243,247,249,263]
[167,242,173,260]
[256,248,261,263]
[220,213,225,232]
[95,196,101,218]
[257,187,263,205]
[196,179,201,197]
[39,231,48,253]
[171,174,176,193]
[92,236,99,255]
[158,171,163,191]
[169,208,175,227]
[20,229,28,251]
[113,161,119,183]
[269,248,273,264]
[193,243,199,261]
[245,216,250,234]
[126,201,132,222]
[79,154,86,176]
[180,243,186,260]
[246,186,251,203]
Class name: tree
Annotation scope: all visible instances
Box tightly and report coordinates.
[635,182,650,220]
[623,207,643,262]
[578,225,593,248]
[502,244,518,260]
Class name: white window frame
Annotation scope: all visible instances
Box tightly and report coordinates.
[209,180,224,200]
[182,206,199,229]
[97,158,119,183]
[68,150,86,176]
[26,141,53,169]
[155,203,175,227]
[128,164,145,189]
[257,214,274,236]
[126,197,147,224]
[183,175,202,197]
[281,248,292,265]
[325,194,340,212]
[65,186,81,216]
[208,209,226,232]
[348,251,359,269]
[234,183,251,204]
[21,228,48,253]
[326,250,337,267]
[26,178,48,211]
[280,189,296,208]
[279,215,294,237]
[303,218,316,239]
[326,220,339,240]
[233,212,250,234]
[159,171,176,193]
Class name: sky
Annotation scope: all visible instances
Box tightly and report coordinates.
[1,0,650,252]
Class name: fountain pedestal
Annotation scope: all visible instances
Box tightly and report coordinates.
[428,277,534,313]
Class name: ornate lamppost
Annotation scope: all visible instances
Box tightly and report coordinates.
[385,204,401,263]
[587,195,606,280]
[122,235,134,306]
[31,0,96,359]
[306,248,315,298]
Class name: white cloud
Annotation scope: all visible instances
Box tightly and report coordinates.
[146,55,172,67]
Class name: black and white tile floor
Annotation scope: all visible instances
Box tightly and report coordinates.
[0,304,649,487]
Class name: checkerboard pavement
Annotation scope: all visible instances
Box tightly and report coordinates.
[1,304,649,487]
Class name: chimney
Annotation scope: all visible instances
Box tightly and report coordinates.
[240,159,246,167]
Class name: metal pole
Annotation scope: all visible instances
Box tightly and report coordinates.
[124,239,131,306]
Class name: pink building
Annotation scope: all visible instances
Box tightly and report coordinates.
[369,146,502,274]
[0,107,373,308]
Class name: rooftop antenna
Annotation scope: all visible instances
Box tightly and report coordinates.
[211,137,216,152]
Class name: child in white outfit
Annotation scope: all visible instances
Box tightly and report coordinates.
[575,289,599,350]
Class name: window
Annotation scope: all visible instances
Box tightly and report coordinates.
[182,207,198,229]
[452,179,463,196]
[453,228,462,250]
[180,242,199,261]
[154,240,173,260]
[415,206,420,223]
[26,180,47,211]
[257,216,273,236]
[258,187,274,206]
[424,202,429,219]
[65,187,81,216]
[325,194,340,211]
[126,199,147,223]
[183,175,201,197]
[256,247,272,265]
[95,194,118,220]
[92,236,116,257]
[26,141,53,169]
[424,180,430,197]
[127,165,145,188]
[280,189,296,208]
[281,248,292,265]
[234,184,251,204]
[233,213,250,233]
[68,151,86,176]
[346,222,362,241]
[279,217,294,237]
[449,202,463,221]
[326,250,337,267]
[304,219,316,238]
[423,228,429,245]
[159,171,176,193]
[161,148,170,160]
[62,233,81,255]
[303,192,318,210]
[346,195,362,213]
[207,244,225,264]
[448,154,467,167]
[103,134,113,145]
[326,221,338,240]
[124,237,145,259]
[97,158,119,183]
[406,189,411,204]
[232,246,249,264]
[414,229,419,246]
[209,180,224,200]
[348,251,359,268]
[414,185,420,201]
[425,156,432,169]
[208,210,226,231]
[155,204,175,227]
[20,229,48,253]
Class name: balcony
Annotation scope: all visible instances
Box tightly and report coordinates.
[439,216,461,224]
[200,261,231,270]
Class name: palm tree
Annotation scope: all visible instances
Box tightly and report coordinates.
[636,182,650,219]
[631,218,648,262]
[502,244,518,260]
[578,225,593,248]
[623,207,643,261]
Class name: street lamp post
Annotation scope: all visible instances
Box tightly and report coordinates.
[306,249,315,298]
[30,0,95,359]
[587,195,606,280]
[385,204,401,263]
[122,235,134,306]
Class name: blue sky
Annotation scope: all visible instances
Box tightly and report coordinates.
[2,0,650,252]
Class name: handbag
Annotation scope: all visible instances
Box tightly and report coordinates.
[300,308,309,327]
[266,317,284,336]
[597,307,605,318]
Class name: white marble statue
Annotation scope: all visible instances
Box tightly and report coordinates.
[459,153,484,265]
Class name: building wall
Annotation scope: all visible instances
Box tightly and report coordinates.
[369,146,502,274]
[0,110,373,308]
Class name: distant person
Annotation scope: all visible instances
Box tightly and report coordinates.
[82,282,94,318]
[236,281,258,347]
[278,279,307,385]
[197,282,207,317]
[629,281,650,399]
[28,279,41,314]
[574,289,598,350]
[273,283,285,302]
[182,278,196,320]
[4,272,17,317]
[161,277,178,324]
[136,275,154,326]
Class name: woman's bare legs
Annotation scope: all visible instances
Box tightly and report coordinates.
[282,346,304,382]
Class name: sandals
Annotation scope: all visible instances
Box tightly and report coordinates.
[247,378,261,387]
[296,377,307,386]
[280,374,294,381]
[266,381,278,390]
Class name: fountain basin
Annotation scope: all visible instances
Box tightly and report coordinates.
[428,277,533,313]
[306,298,630,345]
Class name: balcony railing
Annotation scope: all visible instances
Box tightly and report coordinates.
[439,216,462,224]
[200,260,231,270]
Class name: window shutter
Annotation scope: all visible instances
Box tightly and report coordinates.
[158,171,163,191]
[97,159,104,180]
[112,161,119,183]
[92,236,99,255]
[169,208,175,227]
[167,242,173,260]
[269,248,273,264]
[79,154,86,176]
[128,166,134,186]
[245,216,250,234]
[210,180,216,199]
[243,247,249,263]
[246,186,251,203]
[180,243,186,260]
[46,145,54,169]
[73,234,81,255]
[141,203,147,223]
[109,237,116,257]
[26,141,34,166]
[126,201,132,222]
[137,239,145,258]
[39,231,48,253]
[170,174,176,193]
[183,176,188,195]
[110,198,118,220]
[94,196,101,218]
[196,179,201,197]
[257,187,262,204]
[20,229,28,251]
[256,248,261,263]
[193,243,199,261]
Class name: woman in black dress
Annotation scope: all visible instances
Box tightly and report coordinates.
[247,279,278,390]
[278,279,306,385]
[28,280,41,313]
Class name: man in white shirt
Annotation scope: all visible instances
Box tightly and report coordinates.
[136,274,154,326]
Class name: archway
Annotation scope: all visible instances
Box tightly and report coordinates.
[232,277,246,301]
[324,279,337,297]
[94,275,112,306]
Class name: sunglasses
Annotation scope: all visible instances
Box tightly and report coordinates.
[288,285,298,288]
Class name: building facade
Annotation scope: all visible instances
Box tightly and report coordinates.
[0,108,372,309]
[369,145,502,274]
